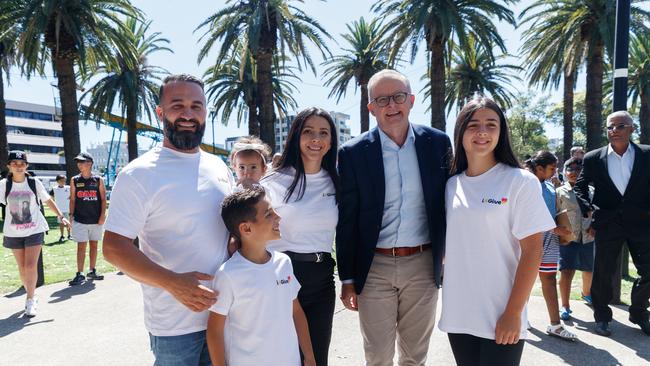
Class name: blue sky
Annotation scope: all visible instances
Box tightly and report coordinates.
[4,0,634,150]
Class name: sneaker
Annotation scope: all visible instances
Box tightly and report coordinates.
[67,235,72,240]
[547,323,578,341]
[582,293,593,306]
[69,272,85,286]
[58,235,65,242]
[25,297,38,317]
[560,307,572,321]
[594,321,612,337]
[86,269,104,281]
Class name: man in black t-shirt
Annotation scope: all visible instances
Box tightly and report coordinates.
[69,153,107,286]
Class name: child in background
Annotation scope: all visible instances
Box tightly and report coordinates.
[229,136,271,188]
[557,158,595,319]
[525,151,578,341]
[206,186,315,366]
[51,174,71,242]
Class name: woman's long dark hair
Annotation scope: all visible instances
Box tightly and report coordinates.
[449,96,520,175]
[275,107,340,203]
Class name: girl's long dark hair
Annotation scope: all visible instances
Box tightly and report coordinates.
[449,96,520,175]
[524,151,558,172]
[274,107,340,203]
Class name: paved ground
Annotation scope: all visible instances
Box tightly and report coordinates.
[1,273,648,366]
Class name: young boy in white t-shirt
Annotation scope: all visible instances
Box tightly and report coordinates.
[51,174,71,242]
[206,186,315,366]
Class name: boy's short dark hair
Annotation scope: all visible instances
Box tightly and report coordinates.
[55,174,66,181]
[221,186,266,240]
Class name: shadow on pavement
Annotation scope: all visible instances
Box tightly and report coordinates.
[0,311,54,338]
[526,327,620,366]
[3,287,26,299]
[48,282,96,304]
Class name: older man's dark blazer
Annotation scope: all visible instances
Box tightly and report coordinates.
[335,124,451,294]
[574,142,650,232]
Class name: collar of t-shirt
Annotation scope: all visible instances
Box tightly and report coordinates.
[161,146,201,159]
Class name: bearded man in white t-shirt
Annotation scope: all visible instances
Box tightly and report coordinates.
[103,74,233,365]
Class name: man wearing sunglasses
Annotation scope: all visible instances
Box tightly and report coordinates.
[574,110,650,337]
[336,69,452,365]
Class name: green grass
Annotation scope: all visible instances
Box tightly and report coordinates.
[0,207,115,295]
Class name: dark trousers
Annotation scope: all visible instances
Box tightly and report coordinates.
[593,225,650,322]
[448,333,524,366]
[289,254,336,366]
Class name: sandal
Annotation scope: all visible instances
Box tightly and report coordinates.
[547,323,578,341]
[581,293,593,306]
[560,307,572,321]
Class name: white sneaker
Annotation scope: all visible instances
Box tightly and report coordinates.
[25,297,38,317]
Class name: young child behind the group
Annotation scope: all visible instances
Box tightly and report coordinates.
[206,186,316,366]
[229,136,271,187]
[51,174,71,242]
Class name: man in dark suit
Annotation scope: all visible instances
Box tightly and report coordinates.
[575,111,650,337]
[336,69,451,365]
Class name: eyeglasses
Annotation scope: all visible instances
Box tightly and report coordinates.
[370,92,410,107]
[606,123,632,132]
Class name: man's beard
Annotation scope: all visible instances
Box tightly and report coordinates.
[164,116,205,150]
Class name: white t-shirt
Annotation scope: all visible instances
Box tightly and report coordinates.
[104,147,234,336]
[261,168,337,253]
[210,250,301,365]
[0,178,51,237]
[52,185,70,214]
[439,163,555,340]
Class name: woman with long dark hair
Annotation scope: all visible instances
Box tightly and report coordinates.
[438,97,556,365]
[261,107,339,366]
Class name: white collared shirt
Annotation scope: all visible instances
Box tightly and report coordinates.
[375,124,430,249]
[607,143,634,195]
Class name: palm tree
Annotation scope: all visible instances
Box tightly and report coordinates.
[204,47,299,136]
[81,18,171,162]
[322,17,388,133]
[0,25,19,170]
[196,0,331,151]
[628,32,650,144]
[520,3,587,160]
[434,36,521,114]
[520,0,650,151]
[1,0,140,179]
[373,0,517,131]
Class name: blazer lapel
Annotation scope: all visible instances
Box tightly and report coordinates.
[414,127,433,212]
[364,128,385,214]
[623,143,643,197]
[599,146,623,198]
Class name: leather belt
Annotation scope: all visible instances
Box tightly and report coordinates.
[374,243,431,257]
[284,251,331,263]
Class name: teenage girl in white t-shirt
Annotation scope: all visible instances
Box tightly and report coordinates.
[439,97,556,365]
[261,107,339,366]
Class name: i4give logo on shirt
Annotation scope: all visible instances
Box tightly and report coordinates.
[481,197,508,205]
[276,275,292,286]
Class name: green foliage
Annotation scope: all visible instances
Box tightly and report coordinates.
[81,17,171,129]
[507,93,550,160]
[322,17,388,102]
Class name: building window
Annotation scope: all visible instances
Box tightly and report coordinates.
[9,143,63,154]
[6,109,54,121]
[7,126,63,138]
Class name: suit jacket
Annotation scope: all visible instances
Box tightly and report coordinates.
[335,124,451,294]
[574,142,650,231]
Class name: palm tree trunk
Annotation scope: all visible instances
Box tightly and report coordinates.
[640,91,650,144]
[585,40,605,151]
[247,100,259,136]
[0,70,8,170]
[126,103,138,162]
[430,38,446,131]
[562,70,575,160]
[360,82,370,133]
[256,10,278,152]
[53,55,81,180]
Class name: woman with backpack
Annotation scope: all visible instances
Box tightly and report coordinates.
[1,151,70,317]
